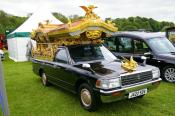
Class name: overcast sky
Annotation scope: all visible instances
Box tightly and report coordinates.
[0,0,175,22]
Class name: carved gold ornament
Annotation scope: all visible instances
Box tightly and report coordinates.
[121,56,138,72]
[80,5,99,19]
[31,5,117,60]
[86,30,102,39]
[31,29,36,39]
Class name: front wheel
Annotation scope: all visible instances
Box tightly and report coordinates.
[162,65,175,83]
[78,83,100,111]
[41,72,50,86]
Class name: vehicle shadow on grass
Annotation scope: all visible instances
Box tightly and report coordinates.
[34,78,154,115]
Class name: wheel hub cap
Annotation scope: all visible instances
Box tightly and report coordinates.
[81,89,92,107]
[165,68,175,82]
[42,74,47,85]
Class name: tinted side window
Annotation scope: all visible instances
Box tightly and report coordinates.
[117,37,133,53]
[134,40,149,54]
[104,37,116,51]
[55,49,69,64]
[68,45,104,62]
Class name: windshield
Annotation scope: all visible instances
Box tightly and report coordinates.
[68,44,117,62]
[147,37,175,54]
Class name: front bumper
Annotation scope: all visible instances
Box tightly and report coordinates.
[99,78,161,103]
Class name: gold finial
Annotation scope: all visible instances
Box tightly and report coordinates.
[45,20,50,25]
[121,56,138,72]
[80,5,99,19]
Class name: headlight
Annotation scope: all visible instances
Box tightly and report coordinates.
[96,78,121,89]
[152,68,160,79]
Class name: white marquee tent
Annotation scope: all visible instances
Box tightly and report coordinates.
[7,8,62,62]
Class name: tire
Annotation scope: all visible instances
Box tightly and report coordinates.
[162,65,175,83]
[78,83,100,111]
[41,72,50,86]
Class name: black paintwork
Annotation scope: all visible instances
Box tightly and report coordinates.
[32,44,156,94]
[105,32,175,72]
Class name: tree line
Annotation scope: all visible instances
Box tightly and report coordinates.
[110,17,174,32]
[0,10,174,34]
[0,10,26,34]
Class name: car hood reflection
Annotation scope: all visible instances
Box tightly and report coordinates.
[75,61,155,78]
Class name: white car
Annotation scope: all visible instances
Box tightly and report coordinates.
[0,50,4,60]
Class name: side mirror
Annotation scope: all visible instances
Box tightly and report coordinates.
[82,63,95,74]
[144,52,153,59]
[144,52,151,56]
[141,56,147,66]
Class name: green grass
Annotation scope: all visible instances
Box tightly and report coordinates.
[0,56,175,116]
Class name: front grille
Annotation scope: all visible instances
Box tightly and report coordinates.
[121,71,152,86]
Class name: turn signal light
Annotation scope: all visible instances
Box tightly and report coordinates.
[96,80,101,88]
[112,91,122,96]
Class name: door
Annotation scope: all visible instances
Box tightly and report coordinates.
[114,36,134,59]
[133,39,150,62]
[104,37,117,52]
[132,39,158,65]
[53,48,76,91]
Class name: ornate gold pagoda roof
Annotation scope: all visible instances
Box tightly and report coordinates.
[32,5,118,40]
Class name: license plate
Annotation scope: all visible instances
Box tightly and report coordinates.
[128,88,147,99]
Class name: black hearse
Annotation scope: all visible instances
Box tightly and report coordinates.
[32,44,161,111]
[104,32,175,82]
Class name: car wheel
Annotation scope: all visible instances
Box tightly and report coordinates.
[162,65,175,83]
[78,83,100,111]
[41,72,49,86]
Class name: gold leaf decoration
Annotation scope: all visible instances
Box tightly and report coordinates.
[121,56,138,72]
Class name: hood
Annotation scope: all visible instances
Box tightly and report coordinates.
[157,53,175,64]
[75,60,156,78]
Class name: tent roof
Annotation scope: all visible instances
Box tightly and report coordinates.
[11,7,62,34]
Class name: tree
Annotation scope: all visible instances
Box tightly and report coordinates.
[68,15,84,22]
[53,12,68,23]
[112,16,174,32]
[122,25,138,31]
[0,10,174,34]
[0,10,27,33]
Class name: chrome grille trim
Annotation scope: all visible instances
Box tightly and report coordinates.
[121,70,153,86]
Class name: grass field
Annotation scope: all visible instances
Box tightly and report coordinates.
[0,56,175,116]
